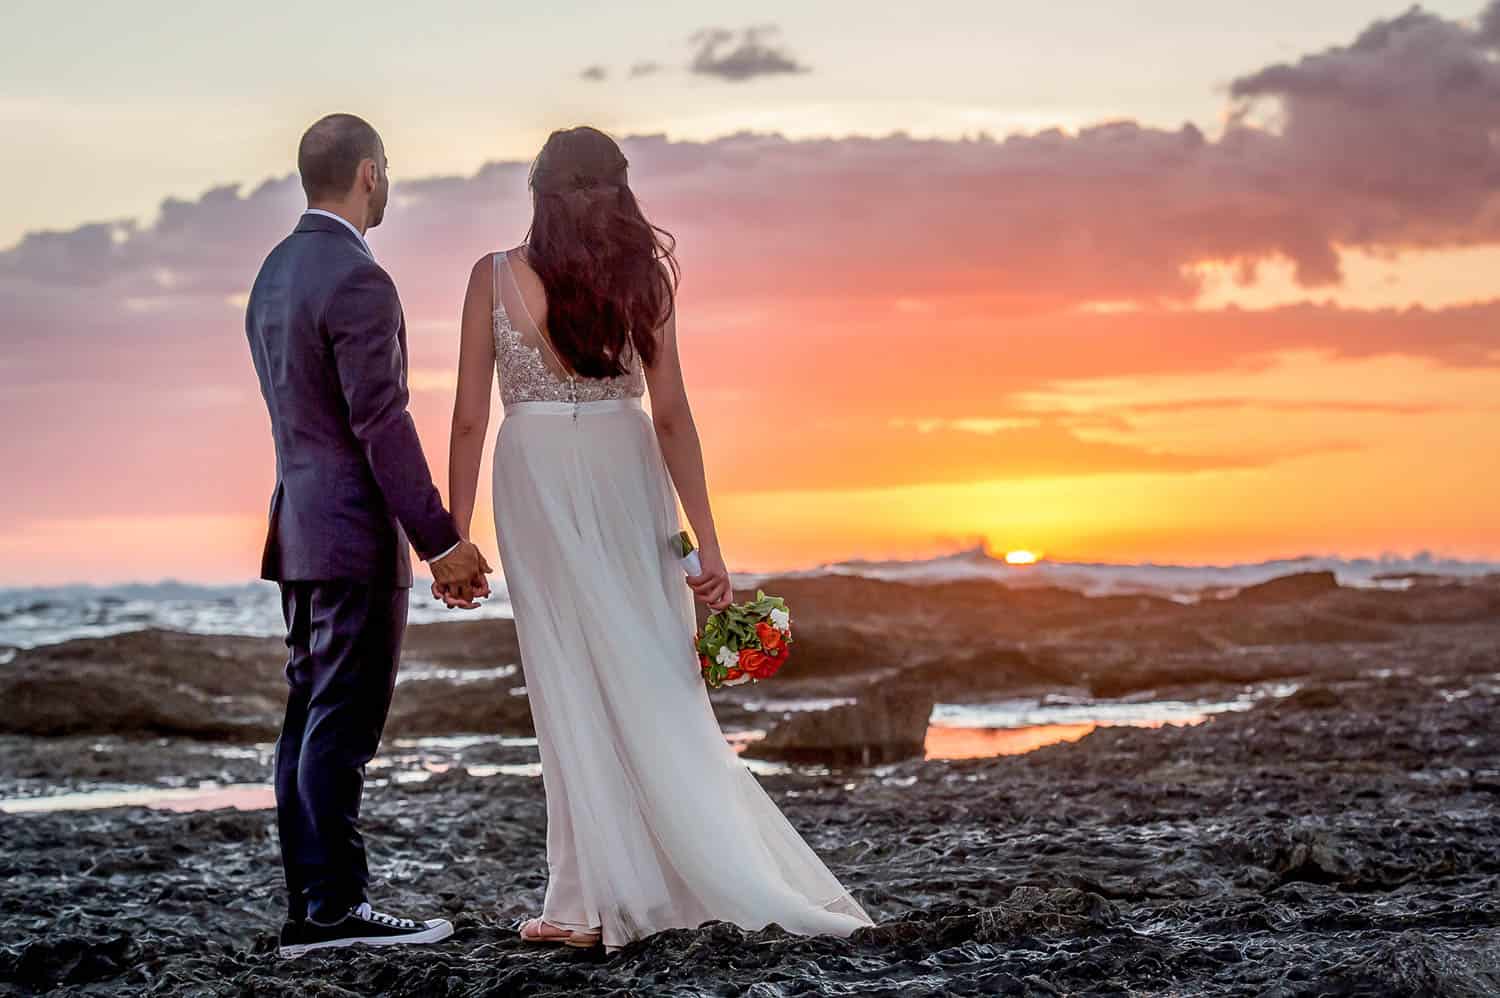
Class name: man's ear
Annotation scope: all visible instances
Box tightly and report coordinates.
[361,159,378,192]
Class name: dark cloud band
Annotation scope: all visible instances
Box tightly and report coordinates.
[689,25,809,82]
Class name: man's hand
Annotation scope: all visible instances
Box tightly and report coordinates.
[430,540,492,610]
[431,576,490,609]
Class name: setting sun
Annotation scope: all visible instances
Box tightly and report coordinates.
[1005,550,1040,566]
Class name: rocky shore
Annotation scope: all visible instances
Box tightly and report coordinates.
[5,571,1496,754]
[3,667,1498,996]
[1,571,1498,995]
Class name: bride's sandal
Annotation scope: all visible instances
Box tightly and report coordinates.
[563,928,602,950]
[519,917,601,949]
[519,917,571,944]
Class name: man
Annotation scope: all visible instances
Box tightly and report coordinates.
[245,112,487,958]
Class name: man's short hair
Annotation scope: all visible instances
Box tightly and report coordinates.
[298,114,382,201]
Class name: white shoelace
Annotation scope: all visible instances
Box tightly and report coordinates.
[355,902,417,929]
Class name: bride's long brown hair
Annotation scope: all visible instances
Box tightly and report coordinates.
[525,127,679,378]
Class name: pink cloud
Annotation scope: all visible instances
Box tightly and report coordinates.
[2,2,1499,570]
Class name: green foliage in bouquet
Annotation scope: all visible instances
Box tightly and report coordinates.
[695,590,791,688]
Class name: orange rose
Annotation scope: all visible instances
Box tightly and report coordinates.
[725,667,744,681]
[739,650,785,680]
[756,622,786,657]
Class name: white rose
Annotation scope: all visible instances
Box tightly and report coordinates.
[716,646,739,668]
[769,608,791,633]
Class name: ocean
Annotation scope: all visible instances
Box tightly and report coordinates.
[0,581,511,652]
[1,547,1493,652]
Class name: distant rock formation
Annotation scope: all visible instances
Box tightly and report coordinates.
[745,688,934,765]
[0,625,533,740]
[1230,571,1341,604]
[5,569,1498,742]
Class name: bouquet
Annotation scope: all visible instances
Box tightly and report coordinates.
[672,531,793,688]
[696,590,793,688]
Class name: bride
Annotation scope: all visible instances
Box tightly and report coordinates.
[440,126,874,951]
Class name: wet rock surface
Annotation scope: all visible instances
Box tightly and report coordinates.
[746,686,935,765]
[4,573,1499,743]
[2,666,1498,996]
[0,623,531,743]
[0,630,286,740]
[3,572,1500,995]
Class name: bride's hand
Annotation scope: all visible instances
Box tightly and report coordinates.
[686,547,732,611]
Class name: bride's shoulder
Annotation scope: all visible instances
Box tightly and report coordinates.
[465,254,493,292]
[505,248,547,295]
[465,248,519,287]
[506,244,534,272]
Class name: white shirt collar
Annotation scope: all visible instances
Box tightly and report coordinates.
[303,208,373,258]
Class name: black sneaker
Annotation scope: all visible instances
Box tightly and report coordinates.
[278,919,302,954]
[277,902,454,958]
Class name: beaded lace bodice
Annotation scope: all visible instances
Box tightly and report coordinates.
[492,250,645,407]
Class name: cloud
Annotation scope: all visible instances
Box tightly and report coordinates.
[689,26,809,82]
[582,61,663,83]
[1086,398,1446,417]
[1482,0,1500,45]
[7,7,1499,315]
[1223,3,1500,283]
[2,3,1500,546]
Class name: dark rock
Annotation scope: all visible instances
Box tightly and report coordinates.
[746,687,934,765]
[9,569,1490,747]
[0,629,285,740]
[1278,684,1344,710]
[0,933,136,991]
[0,625,534,742]
[1231,571,1341,604]
[403,617,521,666]
[1323,578,1500,625]
[386,676,534,737]
[3,654,1500,995]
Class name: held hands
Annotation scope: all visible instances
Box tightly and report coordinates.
[686,545,733,612]
[430,540,493,610]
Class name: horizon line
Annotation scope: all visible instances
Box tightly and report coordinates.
[6,547,1499,592]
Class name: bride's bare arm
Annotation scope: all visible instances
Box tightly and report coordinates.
[644,310,732,610]
[447,256,497,541]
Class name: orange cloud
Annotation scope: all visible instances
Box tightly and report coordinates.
[3,3,1500,580]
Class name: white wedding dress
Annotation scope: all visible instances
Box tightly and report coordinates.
[486,250,873,949]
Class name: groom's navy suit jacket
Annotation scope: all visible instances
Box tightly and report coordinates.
[245,213,459,588]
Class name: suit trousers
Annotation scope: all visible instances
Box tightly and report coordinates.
[274,580,407,922]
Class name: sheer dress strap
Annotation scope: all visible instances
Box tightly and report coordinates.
[500,248,574,378]
[491,251,510,328]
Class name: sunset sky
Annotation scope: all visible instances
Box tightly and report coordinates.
[3,1,1499,584]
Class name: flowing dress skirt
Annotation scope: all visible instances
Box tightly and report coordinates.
[491,397,872,949]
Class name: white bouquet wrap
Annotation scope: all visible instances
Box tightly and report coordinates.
[672,530,702,576]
